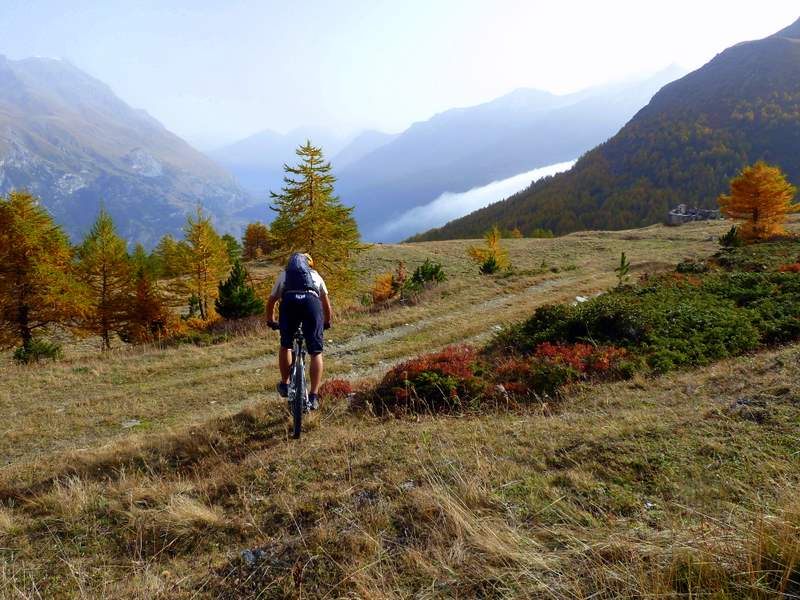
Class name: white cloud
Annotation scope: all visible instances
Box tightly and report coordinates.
[374,160,576,241]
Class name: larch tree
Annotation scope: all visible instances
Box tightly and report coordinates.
[0,191,86,351]
[77,209,133,350]
[718,161,799,241]
[242,222,272,260]
[130,243,158,279]
[152,233,183,278]
[179,207,230,320]
[221,233,243,263]
[269,141,367,297]
[468,225,510,273]
[125,262,168,343]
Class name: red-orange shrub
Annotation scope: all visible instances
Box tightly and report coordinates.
[777,263,800,273]
[534,342,628,375]
[320,378,353,400]
[369,345,485,413]
[494,356,534,396]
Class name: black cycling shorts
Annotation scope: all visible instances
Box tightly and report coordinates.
[279,292,324,354]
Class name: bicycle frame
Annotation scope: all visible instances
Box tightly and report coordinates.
[287,326,308,439]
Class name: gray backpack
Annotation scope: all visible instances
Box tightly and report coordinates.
[283,253,316,295]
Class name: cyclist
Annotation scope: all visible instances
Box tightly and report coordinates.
[266,253,332,410]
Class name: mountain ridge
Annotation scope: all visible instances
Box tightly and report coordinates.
[0,55,248,246]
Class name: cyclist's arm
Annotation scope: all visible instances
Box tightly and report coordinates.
[266,296,278,323]
[321,292,333,325]
[266,272,284,324]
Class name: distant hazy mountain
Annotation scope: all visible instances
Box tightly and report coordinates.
[412,18,800,241]
[333,130,398,169]
[0,55,248,246]
[333,66,685,241]
[209,127,351,199]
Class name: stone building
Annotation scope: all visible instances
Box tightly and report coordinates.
[666,204,723,226]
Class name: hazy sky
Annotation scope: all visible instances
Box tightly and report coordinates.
[1,1,798,148]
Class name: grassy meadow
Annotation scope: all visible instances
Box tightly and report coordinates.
[1,219,799,598]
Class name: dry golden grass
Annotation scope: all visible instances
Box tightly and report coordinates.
[0,221,732,479]
[0,339,797,597]
[0,507,13,536]
[1,219,799,598]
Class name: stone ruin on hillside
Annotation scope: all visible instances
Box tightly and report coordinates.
[666,204,723,226]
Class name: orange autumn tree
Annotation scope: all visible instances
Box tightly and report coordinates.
[0,191,87,352]
[718,161,799,241]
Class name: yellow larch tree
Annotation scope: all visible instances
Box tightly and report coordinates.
[718,161,799,242]
[468,225,510,273]
[77,209,133,350]
[178,208,231,320]
[0,191,87,351]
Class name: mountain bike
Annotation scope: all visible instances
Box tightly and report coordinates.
[270,322,309,439]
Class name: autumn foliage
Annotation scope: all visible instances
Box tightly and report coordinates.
[534,342,629,373]
[319,378,354,400]
[468,225,510,273]
[364,340,634,414]
[371,273,396,304]
[176,208,231,320]
[0,191,86,352]
[718,161,800,242]
[242,222,272,260]
[371,345,484,413]
[77,209,132,350]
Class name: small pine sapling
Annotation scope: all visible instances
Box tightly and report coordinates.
[718,225,743,250]
[614,252,631,287]
[468,225,510,274]
[215,260,265,319]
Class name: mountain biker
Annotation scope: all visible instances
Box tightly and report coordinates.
[266,253,332,411]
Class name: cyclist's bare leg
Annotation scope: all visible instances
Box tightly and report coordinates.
[309,353,323,394]
[279,347,292,384]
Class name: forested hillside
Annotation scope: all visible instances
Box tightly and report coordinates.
[412,18,800,241]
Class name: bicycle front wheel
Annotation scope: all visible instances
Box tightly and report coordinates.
[291,357,305,439]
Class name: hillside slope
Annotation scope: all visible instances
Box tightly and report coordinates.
[1,221,799,597]
[413,17,800,241]
[0,56,249,245]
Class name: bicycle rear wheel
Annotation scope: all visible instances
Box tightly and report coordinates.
[291,355,305,439]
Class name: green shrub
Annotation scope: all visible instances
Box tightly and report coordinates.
[215,260,265,319]
[13,339,63,364]
[640,293,760,371]
[493,278,762,373]
[411,259,446,285]
[479,255,501,275]
[526,362,579,395]
[718,225,743,250]
[676,259,709,274]
[403,259,446,295]
[714,239,800,272]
